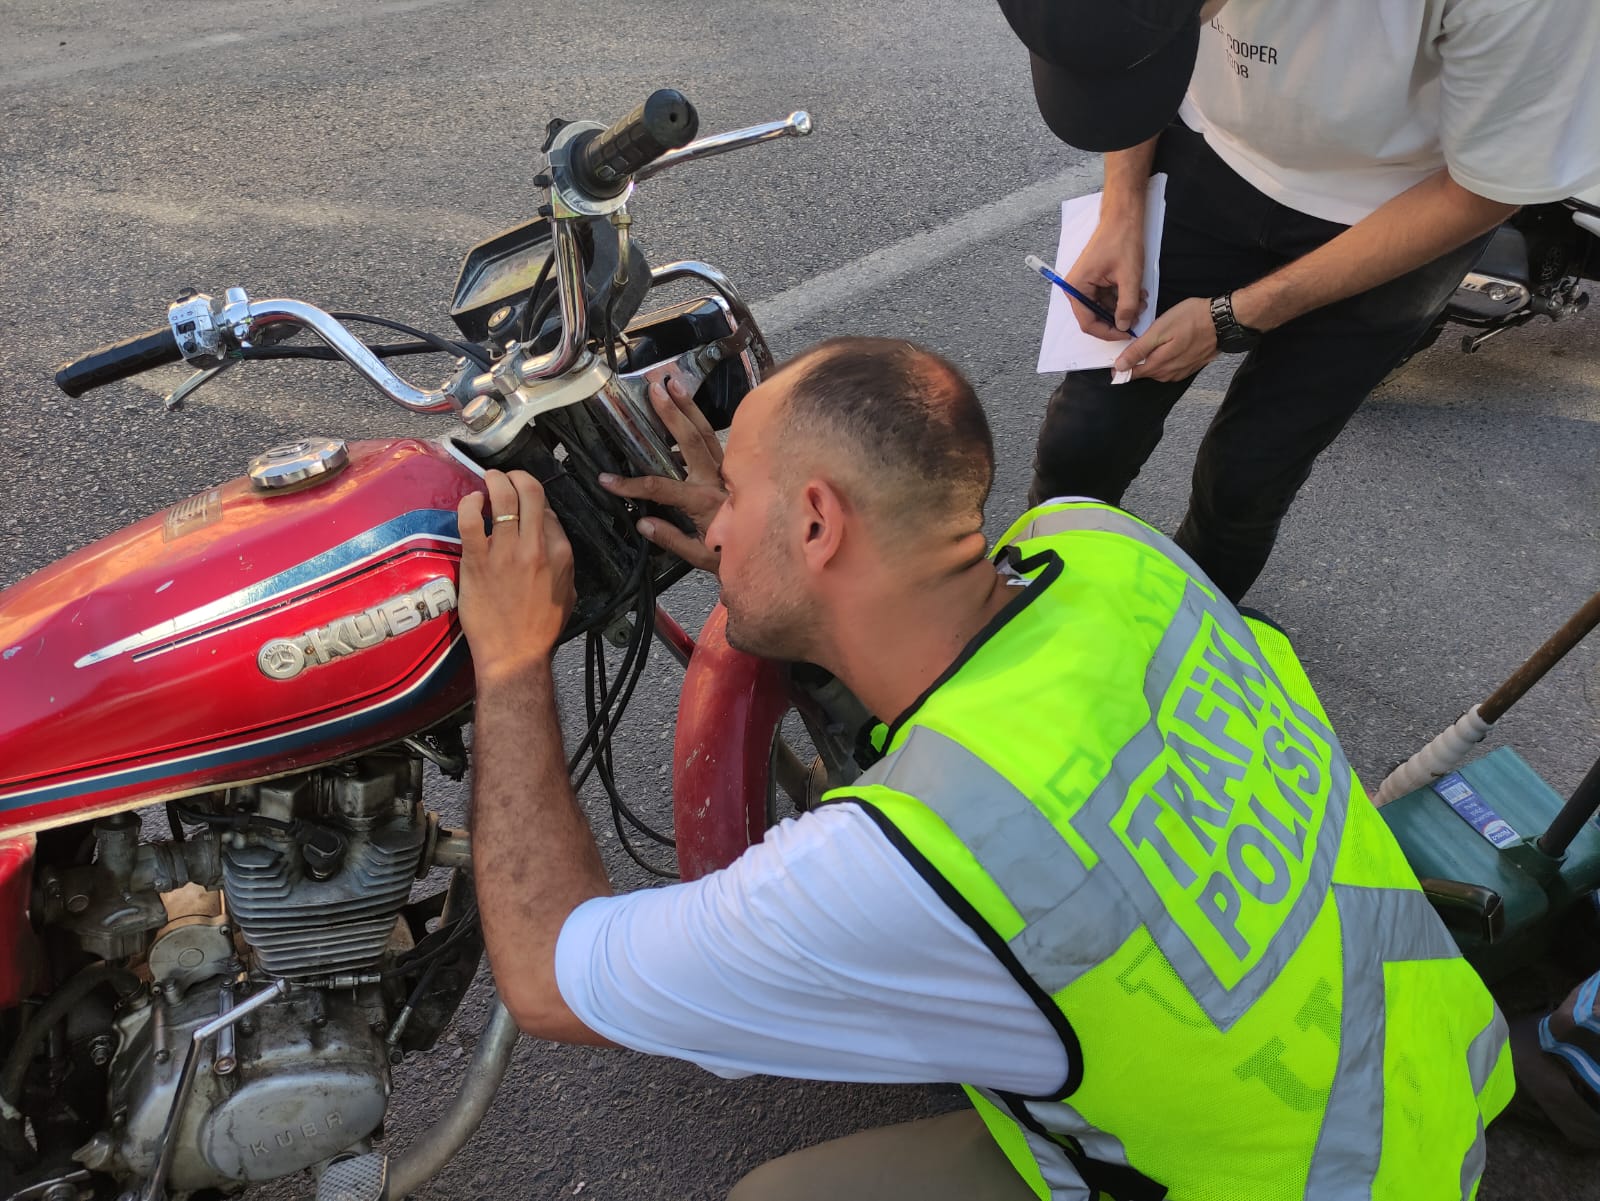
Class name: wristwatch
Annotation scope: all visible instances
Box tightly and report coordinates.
[1210,292,1262,353]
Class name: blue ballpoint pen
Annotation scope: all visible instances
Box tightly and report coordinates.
[1025,254,1122,330]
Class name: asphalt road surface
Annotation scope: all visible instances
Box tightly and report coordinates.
[3,2,1598,1197]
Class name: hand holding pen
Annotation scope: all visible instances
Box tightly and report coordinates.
[1024,254,1126,339]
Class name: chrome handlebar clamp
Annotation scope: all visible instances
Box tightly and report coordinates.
[544,121,635,220]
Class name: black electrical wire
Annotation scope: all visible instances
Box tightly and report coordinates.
[0,962,141,1165]
[562,547,653,773]
[382,894,481,980]
[589,641,679,879]
[590,594,659,801]
[236,339,453,363]
[597,711,679,876]
[519,253,558,343]
[327,310,491,370]
[549,517,677,873]
[521,287,562,350]
[568,556,679,879]
[569,581,651,785]
[602,290,623,375]
[584,620,668,845]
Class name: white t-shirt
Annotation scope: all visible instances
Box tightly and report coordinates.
[1177,0,1600,224]
[554,802,1068,1095]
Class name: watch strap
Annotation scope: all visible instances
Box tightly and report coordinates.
[1210,292,1261,353]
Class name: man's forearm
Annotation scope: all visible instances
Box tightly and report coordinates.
[1101,135,1159,226]
[1233,170,1517,332]
[470,660,613,1043]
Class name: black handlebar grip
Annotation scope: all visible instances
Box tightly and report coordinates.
[54,326,183,398]
[572,89,700,197]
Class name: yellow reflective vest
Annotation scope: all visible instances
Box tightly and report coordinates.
[824,501,1512,1201]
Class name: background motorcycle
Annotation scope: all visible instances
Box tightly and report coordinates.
[1408,184,1599,362]
[0,90,859,1201]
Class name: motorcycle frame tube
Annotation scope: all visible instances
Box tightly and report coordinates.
[653,606,696,668]
[672,603,790,881]
[0,835,39,1007]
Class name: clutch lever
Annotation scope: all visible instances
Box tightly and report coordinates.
[163,360,237,411]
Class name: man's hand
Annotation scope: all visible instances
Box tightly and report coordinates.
[599,372,726,573]
[1113,296,1219,382]
[455,469,575,678]
[1067,215,1147,339]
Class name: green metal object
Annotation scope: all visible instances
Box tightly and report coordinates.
[1380,747,1600,982]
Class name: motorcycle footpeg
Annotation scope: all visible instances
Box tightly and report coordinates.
[315,1152,388,1201]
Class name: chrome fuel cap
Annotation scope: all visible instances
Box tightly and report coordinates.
[248,438,349,490]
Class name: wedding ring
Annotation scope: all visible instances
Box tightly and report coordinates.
[493,513,518,525]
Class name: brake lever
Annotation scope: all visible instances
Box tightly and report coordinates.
[163,360,236,411]
[633,111,813,183]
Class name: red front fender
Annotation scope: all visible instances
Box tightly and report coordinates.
[672,604,790,881]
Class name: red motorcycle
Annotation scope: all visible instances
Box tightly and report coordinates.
[0,91,864,1201]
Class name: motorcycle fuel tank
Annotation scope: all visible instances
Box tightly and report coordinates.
[0,438,484,837]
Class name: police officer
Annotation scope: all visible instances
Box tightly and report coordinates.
[457,338,1509,1200]
[999,0,1600,601]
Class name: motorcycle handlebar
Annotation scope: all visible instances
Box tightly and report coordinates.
[571,89,700,198]
[54,326,183,398]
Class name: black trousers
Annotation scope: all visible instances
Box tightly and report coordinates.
[1030,123,1491,602]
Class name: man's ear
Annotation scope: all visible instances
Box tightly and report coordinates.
[797,478,848,572]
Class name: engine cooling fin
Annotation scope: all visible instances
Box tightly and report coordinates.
[221,822,424,978]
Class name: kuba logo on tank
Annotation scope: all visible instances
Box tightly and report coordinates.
[256,578,458,681]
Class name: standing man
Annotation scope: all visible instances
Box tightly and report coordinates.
[1000,0,1600,601]
[457,339,1511,1200]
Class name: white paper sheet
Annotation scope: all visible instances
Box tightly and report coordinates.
[1036,173,1167,376]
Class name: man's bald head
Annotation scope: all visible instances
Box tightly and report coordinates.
[768,337,994,538]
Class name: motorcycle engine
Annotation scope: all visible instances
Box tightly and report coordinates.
[43,753,432,1192]
[219,754,427,980]
[88,982,390,1190]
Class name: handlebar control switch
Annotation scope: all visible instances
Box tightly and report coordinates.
[168,291,227,365]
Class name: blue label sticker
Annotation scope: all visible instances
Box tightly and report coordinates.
[1432,772,1523,849]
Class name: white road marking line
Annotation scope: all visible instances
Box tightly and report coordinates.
[752,163,1100,335]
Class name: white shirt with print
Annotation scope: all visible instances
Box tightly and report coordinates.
[1178,0,1600,224]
